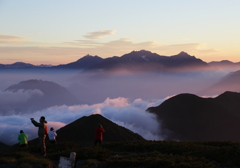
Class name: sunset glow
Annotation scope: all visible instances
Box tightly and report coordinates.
[0,0,240,65]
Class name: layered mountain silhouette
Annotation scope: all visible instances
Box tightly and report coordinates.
[83,50,210,73]
[0,141,10,153]
[53,55,104,69]
[209,60,240,70]
[147,91,240,141]
[0,50,212,72]
[1,79,79,114]
[0,62,39,69]
[199,70,240,96]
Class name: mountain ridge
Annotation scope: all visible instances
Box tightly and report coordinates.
[83,50,210,72]
[147,91,240,141]
[0,50,217,72]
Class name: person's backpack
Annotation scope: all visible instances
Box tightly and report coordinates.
[44,124,48,135]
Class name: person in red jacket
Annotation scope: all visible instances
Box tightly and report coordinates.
[95,124,105,145]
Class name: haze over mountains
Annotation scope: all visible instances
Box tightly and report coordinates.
[199,70,240,96]
[1,50,239,72]
[209,60,240,71]
[1,50,240,146]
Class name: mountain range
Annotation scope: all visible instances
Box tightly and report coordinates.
[2,50,237,72]
[147,91,240,142]
[209,60,240,70]
[80,50,210,72]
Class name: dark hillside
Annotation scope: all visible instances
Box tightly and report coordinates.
[55,114,145,143]
[0,142,10,153]
[147,91,240,141]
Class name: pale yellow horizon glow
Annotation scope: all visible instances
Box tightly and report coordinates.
[1,1,240,65]
[0,44,239,66]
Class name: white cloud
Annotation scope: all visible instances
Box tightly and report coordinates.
[83,30,116,39]
[0,97,166,145]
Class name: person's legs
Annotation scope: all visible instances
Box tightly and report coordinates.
[20,144,28,148]
[39,135,46,156]
[50,140,56,144]
[94,140,102,145]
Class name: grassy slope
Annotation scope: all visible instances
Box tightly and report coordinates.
[1,140,240,168]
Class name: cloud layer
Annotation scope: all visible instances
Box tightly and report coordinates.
[0,97,166,145]
[0,34,26,43]
[83,30,116,39]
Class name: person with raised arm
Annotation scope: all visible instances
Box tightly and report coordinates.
[30,116,48,156]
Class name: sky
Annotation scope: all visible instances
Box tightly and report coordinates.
[0,0,240,65]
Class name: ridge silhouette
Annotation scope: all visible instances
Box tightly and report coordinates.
[147,91,240,141]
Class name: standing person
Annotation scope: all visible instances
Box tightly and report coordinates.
[30,116,48,156]
[18,130,28,149]
[48,127,57,144]
[94,124,105,145]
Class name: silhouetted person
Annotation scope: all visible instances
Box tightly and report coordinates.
[48,127,57,144]
[94,124,105,145]
[18,130,28,149]
[30,116,48,156]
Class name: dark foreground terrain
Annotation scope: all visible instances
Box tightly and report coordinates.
[1,140,240,168]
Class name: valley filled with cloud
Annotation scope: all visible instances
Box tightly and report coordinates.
[0,96,164,145]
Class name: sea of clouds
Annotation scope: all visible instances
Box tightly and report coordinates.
[0,97,167,145]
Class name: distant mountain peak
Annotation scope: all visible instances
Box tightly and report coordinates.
[129,50,153,55]
[76,54,101,61]
[176,51,191,57]
[219,60,233,63]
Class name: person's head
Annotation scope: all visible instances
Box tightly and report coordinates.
[20,130,24,133]
[50,127,54,131]
[40,116,45,122]
[98,124,102,128]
